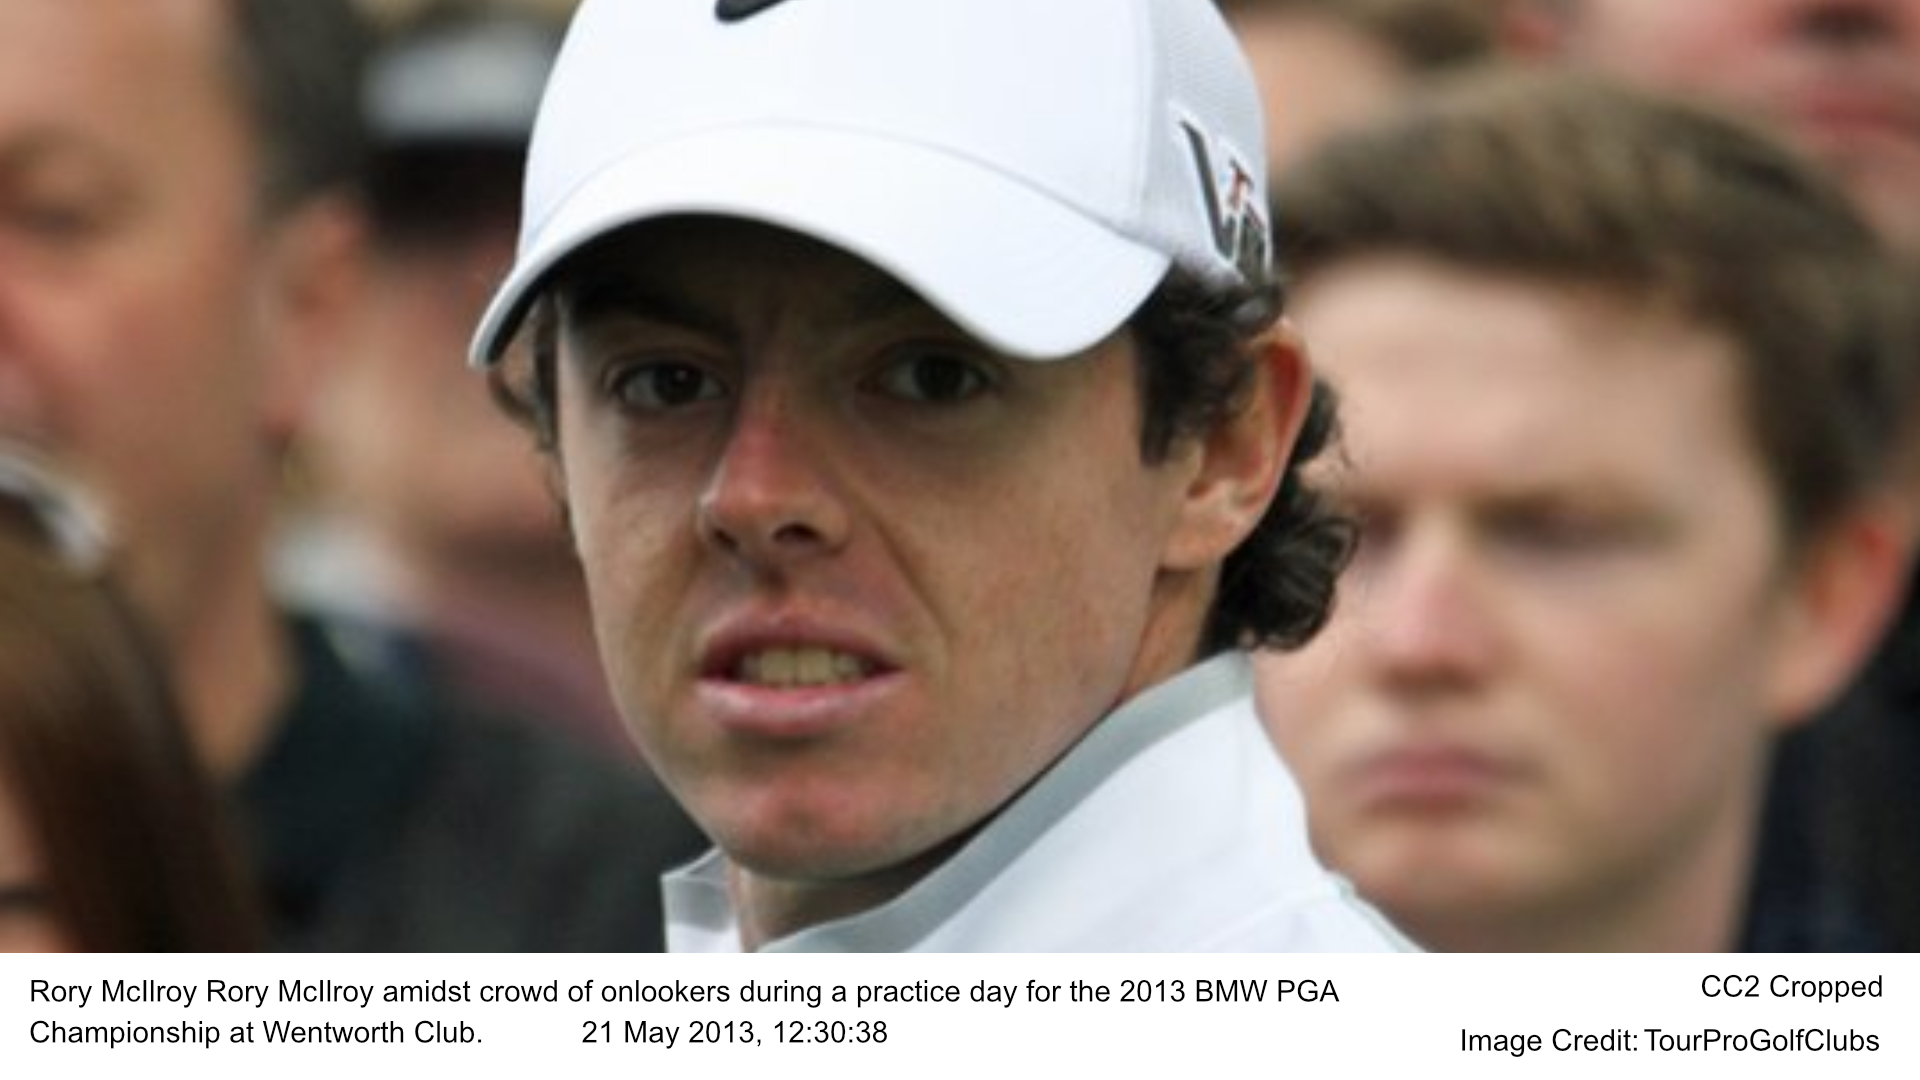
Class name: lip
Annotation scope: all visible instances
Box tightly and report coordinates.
[694,613,905,740]
[1778,79,1920,146]
[1346,742,1521,813]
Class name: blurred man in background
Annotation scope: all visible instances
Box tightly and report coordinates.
[1220,0,1495,175]
[1500,0,1920,953]
[0,0,695,951]
[1257,72,1912,950]
[1503,0,1920,253]
[287,0,636,757]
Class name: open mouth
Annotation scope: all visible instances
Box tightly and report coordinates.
[694,627,905,737]
[732,646,876,689]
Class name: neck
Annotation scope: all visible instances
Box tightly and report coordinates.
[172,540,292,783]
[730,836,968,950]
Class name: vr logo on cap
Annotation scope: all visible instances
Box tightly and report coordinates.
[717,0,798,23]
[1179,119,1271,284]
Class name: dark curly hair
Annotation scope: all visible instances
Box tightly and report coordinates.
[1127,272,1352,656]
[490,263,1351,662]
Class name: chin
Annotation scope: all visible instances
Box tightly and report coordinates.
[710,807,931,882]
[1334,822,1523,903]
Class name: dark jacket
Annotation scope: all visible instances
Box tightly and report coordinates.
[234,618,708,951]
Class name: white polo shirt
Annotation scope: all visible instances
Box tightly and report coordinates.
[664,653,1414,952]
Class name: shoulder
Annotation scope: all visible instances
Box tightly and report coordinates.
[263,617,708,950]
[409,696,703,867]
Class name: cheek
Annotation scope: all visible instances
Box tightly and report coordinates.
[1520,591,1777,831]
[956,477,1163,642]
[9,277,191,452]
[575,523,689,763]
[1531,567,1775,713]
[1253,644,1350,754]
[570,481,685,641]
[900,484,1165,767]
[85,259,267,476]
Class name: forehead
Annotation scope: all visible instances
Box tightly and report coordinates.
[555,218,953,336]
[0,1,245,166]
[1300,258,1757,487]
[1561,0,1920,49]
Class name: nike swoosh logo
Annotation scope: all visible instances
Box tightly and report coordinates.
[717,0,797,23]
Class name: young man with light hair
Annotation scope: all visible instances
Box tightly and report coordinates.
[1499,0,1920,954]
[1257,71,1912,950]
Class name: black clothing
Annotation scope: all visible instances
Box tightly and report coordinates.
[233,619,707,951]
[1751,588,1920,952]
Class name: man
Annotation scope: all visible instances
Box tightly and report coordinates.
[1500,0,1920,953]
[473,0,1408,952]
[1502,0,1920,253]
[0,0,696,950]
[1219,0,1494,175]
[1255,72,1911,950]
[288,0,638,757]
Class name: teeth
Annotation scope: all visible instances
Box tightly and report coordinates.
[737,647,870,688]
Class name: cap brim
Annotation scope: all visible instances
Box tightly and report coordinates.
[469,126,1170,366]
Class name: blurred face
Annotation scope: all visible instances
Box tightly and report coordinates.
[1230,9,1413,175]
[1257,257,1812,947]
[0,774,68,952]
[1550,0,1920,251]
[0,0,288,642]
[552,220,1223,887]
[319,186,562,569]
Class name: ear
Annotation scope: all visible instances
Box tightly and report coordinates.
[254,194,370,446]
[1763,502,1914,729]
[1497,0,1576,59]
[1162,319,1313,571]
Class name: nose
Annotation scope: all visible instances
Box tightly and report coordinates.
[696,385,850,568]
[1357,522,1497,691]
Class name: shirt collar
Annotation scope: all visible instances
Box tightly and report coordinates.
[665,654,1252,951]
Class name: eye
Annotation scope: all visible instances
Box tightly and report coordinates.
[1,197,105,246]
[867,349,996,405]
[1494,514,1585,551]
[607,361,727,411]
[1345,505,1400,566]
[1486,508,1653,558]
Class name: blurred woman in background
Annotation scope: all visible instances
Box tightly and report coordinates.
[0,446,262,951]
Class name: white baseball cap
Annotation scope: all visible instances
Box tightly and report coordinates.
[469,0,1272,366]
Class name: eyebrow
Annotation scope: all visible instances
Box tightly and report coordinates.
[562,276,730,338]
[838,276,931,325]
[0,126,118,177]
